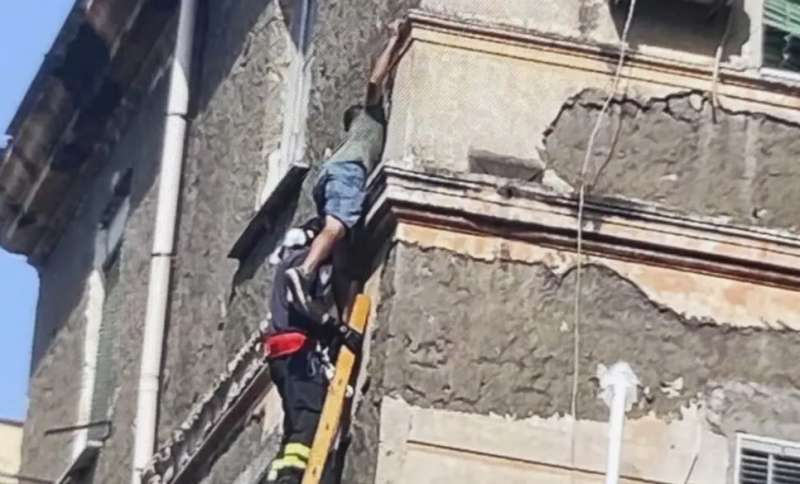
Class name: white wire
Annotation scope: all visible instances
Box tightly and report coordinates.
[570,0,639,466]
[711,4,734,108]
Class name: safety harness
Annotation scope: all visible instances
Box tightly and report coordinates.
[263,315,363,360]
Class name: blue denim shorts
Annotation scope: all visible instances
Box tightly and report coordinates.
[313,160,366,230]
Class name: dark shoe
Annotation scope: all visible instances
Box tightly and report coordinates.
[285,266,315,313]
[264,467,303,484]
[275,468,303,484]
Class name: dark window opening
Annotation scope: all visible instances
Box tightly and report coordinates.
[763,0,800,73]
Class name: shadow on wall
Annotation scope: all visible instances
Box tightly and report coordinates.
[191,0,304,116]
[29,21,114,372]
[608,0,750,61]
[230,200,298,297]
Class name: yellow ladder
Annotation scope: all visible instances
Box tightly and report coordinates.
[301,294,371,484]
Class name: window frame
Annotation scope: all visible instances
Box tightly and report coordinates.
[735,432,800,484]
[257,0,317,208]
[758,0,800,80]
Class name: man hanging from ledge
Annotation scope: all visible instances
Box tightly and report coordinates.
[284,19,409,314]
[262,20,409,484]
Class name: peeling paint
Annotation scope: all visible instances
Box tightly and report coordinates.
[396,223,800,330]
[545,89,800,231]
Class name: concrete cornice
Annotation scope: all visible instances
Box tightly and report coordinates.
[0,0,175,264]
[366,161,800,290]
[407,10,800,115]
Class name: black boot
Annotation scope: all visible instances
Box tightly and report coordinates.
[276,468,304,484]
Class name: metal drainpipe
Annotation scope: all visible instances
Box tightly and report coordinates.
[130,0,197,481]
[598,362,639,484]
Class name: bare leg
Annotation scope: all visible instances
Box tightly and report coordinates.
[300,215,346,275]
[332,246,360,322]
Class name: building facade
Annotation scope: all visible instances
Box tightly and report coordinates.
[2,0,800,483]
[0,420,23,484]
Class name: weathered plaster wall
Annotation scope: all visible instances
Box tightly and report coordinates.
[26,1,792,483]
[346,241,800,482]
[25,0,424,480]
[157,0,289,440]
[419,0,752,67]
[386,30,800,235]
[21,73,168,481]
[395,224,800,332]
[157,0,422,481]
[88,77,169,484]
[545,89,800,231]
[375,398,727,483]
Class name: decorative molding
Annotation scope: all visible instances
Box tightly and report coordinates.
[406,10,800,115]
[365,161,800,290]
[142,330,270,484]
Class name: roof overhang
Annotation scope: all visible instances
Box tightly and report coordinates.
[0,0,176,265]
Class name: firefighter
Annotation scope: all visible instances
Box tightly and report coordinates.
[263,219,358,484]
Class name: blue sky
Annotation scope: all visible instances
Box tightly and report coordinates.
[0,1,75,421]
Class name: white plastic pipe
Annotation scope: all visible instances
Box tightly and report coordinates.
[597,362,639,484]
[131,0,197,482]
[605,377,628,484]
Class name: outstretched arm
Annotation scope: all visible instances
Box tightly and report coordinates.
[366,20,409,105]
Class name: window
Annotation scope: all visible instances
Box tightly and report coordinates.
[89,171,130,438]
[73,170,131,461]
[762,0,800,74]
[258,0,317,207]
[98,171,131,268]
[736,433,800,484]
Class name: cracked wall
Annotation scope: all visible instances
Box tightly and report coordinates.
[545,89,800,232]
[346,241,800,482]
[386,16,800,235]
[23,2,800,483]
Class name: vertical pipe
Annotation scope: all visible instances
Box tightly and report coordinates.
[604,380,628,484]
[131,0,197,481]
[597,362,639,484]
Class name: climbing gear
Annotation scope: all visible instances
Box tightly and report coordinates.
[301,295,371,484]
[263,313,363,362]
[286,266,317,315]
[309,313,364,355]
[264,332,310,359]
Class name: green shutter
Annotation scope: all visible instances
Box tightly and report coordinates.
[765,0,800,36]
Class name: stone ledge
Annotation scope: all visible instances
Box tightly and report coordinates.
[365,160,800,289]
[406,9,800,116]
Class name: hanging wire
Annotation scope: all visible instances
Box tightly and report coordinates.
[570,0,639,470]
[711,3,735,112]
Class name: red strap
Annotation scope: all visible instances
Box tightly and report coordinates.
[264,332,309,359]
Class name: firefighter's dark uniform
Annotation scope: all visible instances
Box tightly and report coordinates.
[264,246,337,484]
